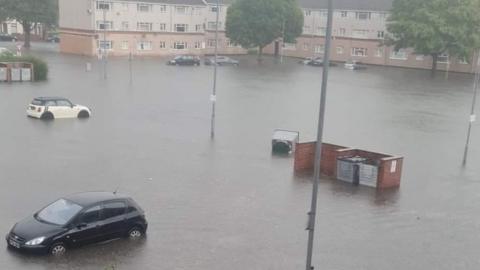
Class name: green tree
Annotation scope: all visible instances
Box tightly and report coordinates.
[0,0,58,48]
[386,0,480,76]
[225,0,304,60]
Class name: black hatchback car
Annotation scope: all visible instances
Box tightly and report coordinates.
[167,55,201,66]
[6,192,147,256]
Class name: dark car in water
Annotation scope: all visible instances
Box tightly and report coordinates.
[6,192,147,256]
[300,57,337,67]
[0,33,17,42]
[46,35,60,43]
[167,55,201,66]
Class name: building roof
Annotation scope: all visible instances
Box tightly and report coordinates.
[298,0,393,11]
[64,192,129,207]
[118,0,206,5]
[203,0,233,4]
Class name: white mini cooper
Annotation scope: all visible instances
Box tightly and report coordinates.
[27,97,91,120]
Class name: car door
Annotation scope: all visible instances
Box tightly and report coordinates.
[44,100,59,117]
[67,205,103,246]
[56,99,75,118]
[100,201,128,240]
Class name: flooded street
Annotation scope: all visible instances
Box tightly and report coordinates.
[0,43,479,270]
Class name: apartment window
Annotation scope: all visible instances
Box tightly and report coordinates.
[390,49,407,60]
[378,12,388,19]
[340,11,348,17]
[97,40,113,50]
[207,39,217,48]
[458,57,468,64]
[10,23,17,34]
[336,46,344,54]
[96,21,113,30]
[226,39,235,47]
[159,23,166,31]
[338,28,346,36]
[208,21,222,30]
[137,4,152,12]
[375,47,384,57]
[176,6,187,14]
[121,41,129,50]
[137,41,152,51]
[415,54,424,61]
[96,1,111,10]
[305,10,311,16]
[195,24,203,32]
[352,29,368,38]
[159,5,167,13]
[193,7,203,15]
[174,42,187,50]
[137,22,153,31]
[121,3,129,11]
[194,41,202,49]
[175,24,188,32]
[283,43,296,50]
[377,31,385,39]
[356,12,371,20]
[316,27,326,35]
[303,25,311,33]
[314,45,324,54]
[121,21,129,31]
[351,47,368,57]
[303,43,309,51]
[210,6,219,12]
[159,41,166,49]
[320,11,328,17]
[438,53,449,63]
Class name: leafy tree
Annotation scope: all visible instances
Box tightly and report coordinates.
[0,0,58,48]
[386,0,480,76]
[226,0,304,60]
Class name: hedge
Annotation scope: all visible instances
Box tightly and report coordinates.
[0,54,48,81]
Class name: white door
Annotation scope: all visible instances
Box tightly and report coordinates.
[55,99,75,118]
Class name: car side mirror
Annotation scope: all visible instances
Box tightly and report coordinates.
[76,223,87,229]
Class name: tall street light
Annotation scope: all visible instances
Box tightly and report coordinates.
[305,0,333,269]
[210,0,220,139]
[462,52,479,166]
[103,6,108,80]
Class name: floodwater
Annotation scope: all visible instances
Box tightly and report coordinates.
[0,42,479,270]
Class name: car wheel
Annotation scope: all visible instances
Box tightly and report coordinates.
[78,110,90,118]
[41,112,54,120]
[49,242,67,256]
[127,227,144,240]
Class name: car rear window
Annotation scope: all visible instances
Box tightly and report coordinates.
[31,99,45,106]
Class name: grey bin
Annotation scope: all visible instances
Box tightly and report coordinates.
[359,163,378,187]
[21,68,31,81]
[0,68,6,81]
[272,129,299,155]
[336,157,367,185]
[10,68,21,81]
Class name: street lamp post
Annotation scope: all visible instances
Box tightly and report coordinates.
[210,0,220,139]
[103,7,108,80]
[462,53,479,166]
[305,0,333,269]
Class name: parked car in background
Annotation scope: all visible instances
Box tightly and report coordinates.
[0,33,17,42]
[46,35,60,43]
[6,192,148,256]
[344,60,367,70]
[300,57,337,67]
[204,56,239,66]
[27,97,91,120]
[167,55,201,66]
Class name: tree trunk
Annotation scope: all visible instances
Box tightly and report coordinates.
[22,21,32,48]
[257,46,264,62]
[431,53,438,77]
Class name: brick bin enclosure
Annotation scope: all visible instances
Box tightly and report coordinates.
[294,142,403,189]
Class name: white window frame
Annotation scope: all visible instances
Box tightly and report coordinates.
[96,1,111,10]
[351,47,368,57]
[390,49,408,60]
[137,22,153,32]
[97,40,113,50]
[121,3,129,11]
[176,6,187,14]
[207,39,217,48]
[338,28,346,36]
[352,29,368,38]
[375,47,384,57]
[173,41,187,50]
[305,10,311,16]
[137,41,152,51]
[96,21,113,30]
[195,24,203,32]
[355,12,371,20]
[159,23,166,32]
[121,21,129,31]
[159,41,166,49]
[336,46,344,55]
[159,5,167,13]
[340,11,348,17]
[314,45,325,54]
[174,24,188,32]
[194,41,202,49]
[377,31,384,39]
[137,3,152,12]
[415,54,424,61]
[316,27,326,36]
[121,41,129,50]
[283,43,296,50]
[438,53,449,63]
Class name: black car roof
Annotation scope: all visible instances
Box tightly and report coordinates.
[64,192,130,207]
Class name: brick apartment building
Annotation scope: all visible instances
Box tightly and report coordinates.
[59,0,479,73]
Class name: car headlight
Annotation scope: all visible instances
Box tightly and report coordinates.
[25,236,46,246]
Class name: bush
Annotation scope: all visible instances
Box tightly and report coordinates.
[0,54,48,81]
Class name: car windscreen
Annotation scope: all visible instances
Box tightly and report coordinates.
[31,99,45,106]
[36,199,83,226]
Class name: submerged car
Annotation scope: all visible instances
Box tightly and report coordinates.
[6,192,148,256]
[167,55,201,66]
[27,97,91,120]
[204,56,239,66]
[0,33,17,42]
[300,57,337,67]
[344,60,367,70]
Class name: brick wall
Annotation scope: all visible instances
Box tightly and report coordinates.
[294,142,348,177]
[377,157,403,189]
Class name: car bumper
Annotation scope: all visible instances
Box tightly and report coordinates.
[26,110,42,118]
[5,234,49,254]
